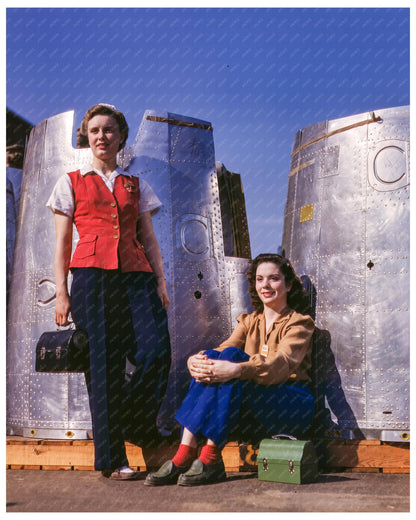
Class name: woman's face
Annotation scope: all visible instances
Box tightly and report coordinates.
[255,261,291,311]
[87,114,124,162]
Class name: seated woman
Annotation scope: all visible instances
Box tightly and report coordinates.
[145,253,315,487]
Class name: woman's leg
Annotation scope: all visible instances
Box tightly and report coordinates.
[71,268,128,472]
[145,347,248,486]
[174,347,250,449]
[121,272,171,445]
[177,377,314,487]
[169,428,198,469]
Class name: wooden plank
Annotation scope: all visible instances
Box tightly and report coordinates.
[348,467,381,473]
[6,441,95,468]
[9,465,41,470]
[222,444,241,472]
[124,443,146,468]
[345,439,381,446]
[42,465,73,470]
[7,438,41,445]
[6,437,410,473]
[40,440,73,446]
[382,467,410,474]
[327,442,409,470]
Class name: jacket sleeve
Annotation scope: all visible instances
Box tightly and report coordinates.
[239,313,315,385]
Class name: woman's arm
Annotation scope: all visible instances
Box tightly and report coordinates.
[187,353,242,383]
[186,316,250,383]
[54,211,73,326]
[137,210,170,311]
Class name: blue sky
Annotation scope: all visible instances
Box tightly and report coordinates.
[6,5,410,256]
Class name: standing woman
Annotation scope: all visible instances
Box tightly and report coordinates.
[47,103,171,480]
[145,253,315,486]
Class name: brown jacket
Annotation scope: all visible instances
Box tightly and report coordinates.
[216,308,315,385]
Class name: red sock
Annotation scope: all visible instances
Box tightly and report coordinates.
[198,444,222,465]
[172,444,197,468]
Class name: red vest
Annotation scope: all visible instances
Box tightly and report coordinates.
[68,170,153,273]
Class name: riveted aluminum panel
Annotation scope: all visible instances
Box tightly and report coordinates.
[7,109,251,439]
[128,111,251,425]
[7,111,90,439]
[6,167,23,281]
[282,106,409,441]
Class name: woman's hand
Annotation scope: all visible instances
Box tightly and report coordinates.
[187,353,212,379]
[53,211,73,326]
[187,353,242,383]
[55,292,72,326]
[156,277,170,311]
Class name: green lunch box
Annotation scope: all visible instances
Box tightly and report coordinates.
[257,435,319,484]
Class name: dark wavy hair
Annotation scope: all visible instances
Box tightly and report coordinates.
[247,253,309,314]
[77,103,129,150]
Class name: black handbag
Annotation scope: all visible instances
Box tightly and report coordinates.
[35,328,89,372]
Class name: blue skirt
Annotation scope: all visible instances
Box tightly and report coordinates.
[175,347,314,448]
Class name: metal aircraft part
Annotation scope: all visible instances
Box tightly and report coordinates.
[7,110,252,439]
[124,111,252,428]
[282,106,410,442]
[6,167,22,297]
[7,112,93,440]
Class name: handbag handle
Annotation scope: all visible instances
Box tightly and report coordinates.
[271,433,298,441]
[56,317,75,332]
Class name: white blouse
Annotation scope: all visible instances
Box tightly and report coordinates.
[46,165,162,217]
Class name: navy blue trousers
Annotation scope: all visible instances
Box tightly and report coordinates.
[175,347,314,449]
[71,268,171,471]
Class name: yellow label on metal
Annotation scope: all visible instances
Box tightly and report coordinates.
[300,204,314,223]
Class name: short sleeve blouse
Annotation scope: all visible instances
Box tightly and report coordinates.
[46,165,162,217]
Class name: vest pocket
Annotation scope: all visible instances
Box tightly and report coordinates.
[74,234,97,259]
[133,238,150,264]
[133,238,146,253]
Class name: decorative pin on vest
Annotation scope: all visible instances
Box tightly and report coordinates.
[124,180,137,193]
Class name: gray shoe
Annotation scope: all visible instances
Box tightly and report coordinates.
[177,459,227,486]
[144,460,189,486]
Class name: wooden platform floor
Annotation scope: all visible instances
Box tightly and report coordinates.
[6,436,410,474]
